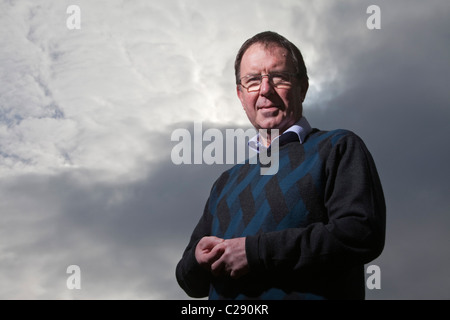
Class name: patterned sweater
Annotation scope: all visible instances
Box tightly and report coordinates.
[176,129,386,299]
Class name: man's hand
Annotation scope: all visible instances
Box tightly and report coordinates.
[211,237,249,279]
[195,236,250,279]
[195,236,225,270]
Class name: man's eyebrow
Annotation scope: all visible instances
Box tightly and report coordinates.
[243,69,292,76]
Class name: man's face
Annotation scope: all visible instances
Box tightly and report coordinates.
[237,43,308,133]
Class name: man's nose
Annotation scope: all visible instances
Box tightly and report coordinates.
[259,75,274,96]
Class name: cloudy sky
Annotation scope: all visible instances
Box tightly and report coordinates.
[1,0,449,299]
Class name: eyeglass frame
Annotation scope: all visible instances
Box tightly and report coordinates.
[237,72,301,93]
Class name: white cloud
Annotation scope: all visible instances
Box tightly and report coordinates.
[0,0,348,181]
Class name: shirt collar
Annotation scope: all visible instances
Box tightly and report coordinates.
[248,117,312,152]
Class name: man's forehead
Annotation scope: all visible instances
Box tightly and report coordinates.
[241,43,292,71]
[244,42,289,58]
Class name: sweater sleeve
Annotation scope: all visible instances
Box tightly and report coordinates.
[175,203,213,298]
[246,132,386,274]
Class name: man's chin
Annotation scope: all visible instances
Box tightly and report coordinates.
[255,121,283,132]
[254,118,297,134]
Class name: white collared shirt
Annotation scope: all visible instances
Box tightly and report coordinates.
[248,117,312,153]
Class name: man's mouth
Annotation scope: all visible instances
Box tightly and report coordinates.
[257,106,280,114]
[257,105,279,110]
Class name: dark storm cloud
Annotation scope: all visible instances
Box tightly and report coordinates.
[0,125,234,298]
[302,0,450,299]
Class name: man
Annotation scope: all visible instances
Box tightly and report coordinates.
[176,31,386,299]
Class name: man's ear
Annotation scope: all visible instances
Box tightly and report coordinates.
[300,78,309,102]
[236,85,245,106]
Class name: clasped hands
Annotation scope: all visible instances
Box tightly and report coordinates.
[195,236,249,279]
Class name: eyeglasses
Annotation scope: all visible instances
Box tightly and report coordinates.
[238,72,299,92]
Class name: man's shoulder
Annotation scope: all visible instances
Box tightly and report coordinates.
[307,129,374,166]
[306,128,361,146]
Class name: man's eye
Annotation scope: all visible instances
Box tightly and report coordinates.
[247,76,260,83]
[272,73,289,82]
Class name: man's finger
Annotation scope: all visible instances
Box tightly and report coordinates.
[198,236,224,251]
[210,256,226,277]
[204,243,225,265]
[196,236,225,267]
